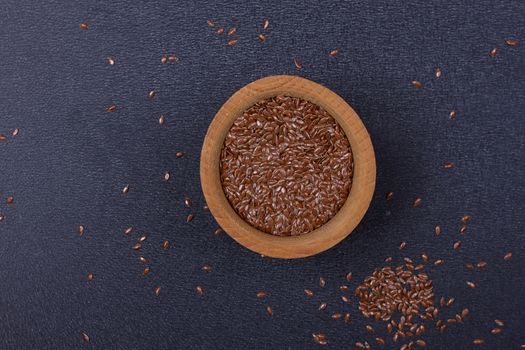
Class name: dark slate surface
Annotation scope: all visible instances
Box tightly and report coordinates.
[0,1,524,349]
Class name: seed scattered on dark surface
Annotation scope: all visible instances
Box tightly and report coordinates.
[399,241,407,250]
[122,185,129,194]
[331,313,342,320]
[106,104,117,112]
[490,48,498,57]
[435,68,442,78]
[266,306,273,316]
[461,214,472,223]
[196,286,204,296]
[0,134,6,141]
[207,20,215,27]
[162,240,170,250]
[453,241,461,251]
[143,267,150,276]
[449,110,457,119]
[216,27,224,35]
[227,27,237,36]
[413,197,423,207]
[434,259,444,266]
[416,339,426,347]
[344,313,351,323]
[138,235,147,242]
[329,49,339,57]
[263,19,269,29]
[341,295,350,303]
[346,272,353,282]
[366,325,374,333]
[386,191,394,201]
[504,252,513,261]
[202,264,212,273]
[168,55,178,62]
[473,339,484,345]
[256,291,267,300]
[79,22,89,30]
[227,39,238,46]
[461,308,469,318]
[505,39,518,47]
[159,115,165,125]
[186,214,194,223]
[312,333,328,345]
[258,34,266,43]
[87,272,94,281]
[421,253,429,262]
[444,162,455,169]
[176,151,184,158]
[476,261,487,268]
[319,302,327,311]
[0,214,4,222]
[376,337,385,345]
[164,172,170,181]
[11,128,19,137]
[319,277,326,288]
[460,225,467,235]
[447,297,455,306]
[465,262,474,270]
[411,80,422,88]
[124,227,133,235]
[491,328,502,335]
[154,286,161,296]
[385,257,393,263]
[494,319,504,327]
[304,289,314,298]
[184,197,192,208]
[466,281,476,289]
[139,256,148,264]
[148,90,156,99]
[82,332,90,342]
[161,55,168,63]
[294,58,303,69]
[78,225,85,236]
[105,56,115,65]
[132,243,142,251]
[340,285,349,292]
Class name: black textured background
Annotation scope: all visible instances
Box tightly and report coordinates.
[1,1,524,349]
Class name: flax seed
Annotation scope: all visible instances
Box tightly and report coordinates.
[491,328,502,335]
[449,110,456,119]
[460,226,467,235]
[79,22,88,30]
[341,295,350,303]
[386,191,394,201]
[434,259,444,266]
[0,134,6,141]
[494,319,504,327]
[132,243,142,251]
[319,277,326,288]
[340,285,349,292]
[122,185,129,194]
[143,267,150,275]
[504,252,513,261]
[413,197,423,207]
[461,308,469,318]
[473,339,484,345]
[159,115,165,125]
[263,19,269,29]
[148,90,156,99]
[227,39,238,46]
[376,337,385,345]
[138,235,147,242]
[124,227,133,235]
[106,104,117,112]
[168,55,178,62]
[329,49,339,57]
[154,286,161,296]
[186,214,194,222]
[266,306,273,316]
[202,264,212,273]
[164,172,170,181]
[196,286,203,296]
[304,289,314,298]
[161,55,168,63]
[490,48,498,57]
[227,27,237,36]
[319,302,327,311]
[505,39,518,47]
[216,28,224,35]
[11,128,19,137]
[466,281,476,289]
[421,253,429,262]
[344,313,351,323]
[294,58,303,69]
[435,68,442,78]
[346,272,353,282]
[207,20,215,27]
[82,332,90,342]
[447,298,455,306]
[399,241,407,250]
[139,256,148,264]
[312,333,328,345]
[465,262,474,270]
[453,241,461,251]
[176,151,184,158]
[258,34,266,43]
[162,240,170,250]
[444,162,454,169]
[78,225,85,236]
[411,80,422,88]
[366,325,374,333]
[332,313,342,320]
[214,228,223,235]
[87,272,94,281]
[105,56,115,65]
[476,261,487,268]
[385,257,393,263]
[256,291,267,299]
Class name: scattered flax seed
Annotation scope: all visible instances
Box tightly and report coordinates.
[505,39,518,47]
[0,214,4,222]
[87,272,94,281]
[416,339,426,347]
[139,256,148,264]
[476,261,487,268]
[461,214,472,223]
[385,257,393,263]
[6,196,15,204]
[227,39,238,46]
[207,19,215,27]
[202,264,212,273]
[293,58,303,69]
[162,240,170,250]
[256,291,267,300]
[148,90,156,99]
[329,49,339,57]
[443,162,455,169]
[176,151,184,158]
[504,252,513,261]
[195,286,204,296]
[214,228,223,236]
[164,172,170,181]
[263,19,269,30]
[216,27,224,35]
[447,298,455,306]
[122,185,130,194]
[399,241,407,250]
[473,339,484,345]
[138,235,147,242]
[490,48,498,58]
[355,342,365,349]
[366,325,374,333]
[449,110,457,119]
[341,295,350,303]
[143,267,150,276]
[346,272,353,282]
[79,22,89,30]
[186,214,194,223]
[340,285,349,292]
[411,80,422,88]
[168,55,178,62]
[494,319,505,327]
[78,225,85,236]
[124,227,133,235]
[413,197,423,207]
[386,191,394,201]
[312,333,328,346]
[11,129,19,137]
[0,134,6,141]
[453,241,461,251]
[319,277,326,288]
[161,55,168,63]
[434,259,444,266]
[465,262,474,270]
[435,68,442,78]
[466,281,476,289]
[459,225,467,235]
[331,313,342,320]
[304,289,314,298]
[461,308,469,318]
[344,313,351,323]
[376,337,385,345]
[266,306,273,316]
[319,302,327,311]
[154,286,161,296]
[258,34,266,43]
[105,56,115,65]
[184,197,192,208]
[491,328,502,335]
[421,253,429,262]
[159,115,165,125]
[132,243,142,251]
[105,104,117,112]
[227,27,237,36]
[440,296,446,306]
[82,332,90,342]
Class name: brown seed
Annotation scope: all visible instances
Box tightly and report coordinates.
[411,80,422,88]
[214,228,223,235]
[416,339,426,347]
[494,319,504,327]
[466,281,476,289]
[87,272,94,281]
[304,289,314,298]
[473,339,484,345]
[319,277,326,288]
[386,191,394,201]
[143,267,150,276]
[186,214,194,223]
[344,313,351,323]
[216,27,224,35]
[413,197,423,207]
[476,261,487,268]
[176,151,184,158]
[421,253,429,262]
[227,39,238,46]
[11,128,19,137]
[440,296,446,306]
[340,285,349,292]
[490,48,498,57]
[164,172,170,181]
[122,185,129,194]
[105,104,117,112]
[139,256,148,264]
[207,19,215,27]
[79,22,88,30]
[341,295,350,303]
[195,286,204,296]
[447,297,455,306]
[256,291,267,300]
[132,243,142,251]
[0,134,6,141]
[78,225,85,236]
[491,328,502,335]
[161,55,168,63]
[168,55,178,62]
[227,27,237,36]
[449,110,457,119]
[105,56,115,65]
[154,286,161,296]
[385,257,393,263]
[453,241,461,251]
[184,197,192,208]
[435,68,442,78]
[355,342,365,349]
[312,333,328,346]
[162,240,170,250]
[319,302,327,311]
[82,332,90,342]
[202,264,212,273]
[124,227,133,235]
[137,235,147,242]
[159,115,165,125]
[331,313,342,320]
[465,262,474,270]
[504,252,513,261]
[294,58,303,69]
[461,214,472,223]
[434,259,444,266]
[258,34,266,43]
[148,90,156,99]
[460,225,467,235]
[0,214,4,222]
[263,19,269,29]
[329,49,339,57]
[399,241,407,250]
[375,337,385,345]
[346,272,353,282]
[444,162,455,169]
[366,325,374,333]
[266,306,273,316]
[505,39,518,47]
[461,308,469,318]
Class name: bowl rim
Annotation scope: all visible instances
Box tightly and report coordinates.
[200,75,376,259]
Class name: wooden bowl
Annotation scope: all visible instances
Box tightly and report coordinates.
[200,75,375,259]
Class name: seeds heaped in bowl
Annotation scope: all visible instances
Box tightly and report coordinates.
[200,75,375,258]
[220,95,354,236]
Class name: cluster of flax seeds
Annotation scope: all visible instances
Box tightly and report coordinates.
[220,95,353,236]
[207,18,270,46]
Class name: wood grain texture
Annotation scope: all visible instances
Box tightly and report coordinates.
[200,75,376,259]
